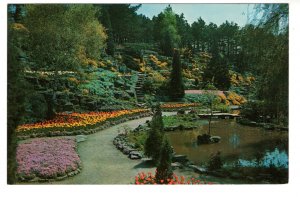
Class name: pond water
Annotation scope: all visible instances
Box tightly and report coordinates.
[166,119,288,168]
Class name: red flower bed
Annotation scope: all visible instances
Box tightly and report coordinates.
[134,172,213,185]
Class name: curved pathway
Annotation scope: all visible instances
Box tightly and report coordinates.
[54,113,175,184]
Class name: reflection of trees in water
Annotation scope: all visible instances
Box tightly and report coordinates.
[239,148,288,168]
[229,133,240,148]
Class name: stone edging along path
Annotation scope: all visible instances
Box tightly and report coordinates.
[17,111,153,140]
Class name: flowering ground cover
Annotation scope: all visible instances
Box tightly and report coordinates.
[16,137,81,181]
[134,171,212,185]
[16,109,149,135]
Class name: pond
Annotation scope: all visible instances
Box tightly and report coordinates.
[166,119,288,168]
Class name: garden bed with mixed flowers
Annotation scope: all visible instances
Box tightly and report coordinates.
[16,137,81,182]
[16,109,151,139]
[160,103,200,112]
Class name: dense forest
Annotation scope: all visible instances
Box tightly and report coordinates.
[7,4,288,184]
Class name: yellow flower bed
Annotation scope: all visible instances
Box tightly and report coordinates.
[17,109,149,133]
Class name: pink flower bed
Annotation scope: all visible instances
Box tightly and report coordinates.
[16,137,81,181]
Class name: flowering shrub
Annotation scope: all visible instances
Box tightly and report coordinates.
[16,137,81,181]
[226,92,246,105]
[161,103,199,109]
[11,23,29,33]
[17,109,148,133]
[134,172,212,185]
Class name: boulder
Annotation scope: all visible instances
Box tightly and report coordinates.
[189,165,207,173]
[210,136,221,143]
[171,162,183,168]
[129,154,141,160]
[129,151,142,159]
[76,135,87,143]
[122,147,136,155]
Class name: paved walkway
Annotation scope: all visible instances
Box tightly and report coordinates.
[55,113,175,184]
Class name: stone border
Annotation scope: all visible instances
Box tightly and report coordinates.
[17,111,153,140]
[18,166,82,183]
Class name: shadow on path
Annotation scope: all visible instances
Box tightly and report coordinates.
[133,159,155,169]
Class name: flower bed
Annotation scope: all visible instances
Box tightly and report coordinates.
[16,137,81,182]
[134,172,212,185]
[161,103,200,111]
[16,109,151,139]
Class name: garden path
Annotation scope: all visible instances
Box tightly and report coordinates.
[54,112,176,184]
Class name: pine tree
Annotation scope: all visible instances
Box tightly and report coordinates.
[98,6,115,56]
[168,49,184,100]
[203,42,231,90]
[144,104,164,164]
[155,138,173,184]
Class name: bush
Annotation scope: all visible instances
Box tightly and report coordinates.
[23,92,48,124]
[214,103,230,113]
[184,94,209,103]
[240,100,266,122]
[207,151,223,171]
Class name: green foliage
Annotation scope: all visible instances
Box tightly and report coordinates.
[214,103,230,113]
[240,100,267,122]
[127,131,148,151]
[98,6,115,56]
[23,92,48,123]
[7,18,29,184]
[163,115,206,128]
[184,94,209,103]
[153,6,180,56]
[24,4,107,71]
[155,138,173,183]
[144,104,164,164]
[203,43,231,90]
[168,49,184,100]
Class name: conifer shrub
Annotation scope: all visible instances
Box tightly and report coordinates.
[168,49,184,101]
[155,138,173,184]
[144,104,164,164]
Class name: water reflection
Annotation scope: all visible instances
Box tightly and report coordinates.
[229,133,240,149]
[238,148,288,168]
[166,119,288,168]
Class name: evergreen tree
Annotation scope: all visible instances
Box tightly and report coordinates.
[152,5,180,56]
[168,49,184,100]
[144,104,164,164]
[155,138,173,184]
[203,42,231,90]
[98,6,115,56]
[7,15,29,184]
